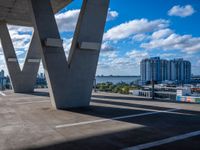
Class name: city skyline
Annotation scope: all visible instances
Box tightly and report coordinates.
[0,0,200,76]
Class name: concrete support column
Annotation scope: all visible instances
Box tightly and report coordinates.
[67,0,110,107]
[0,22,41,93]
[28,0,70,109]
[28,0,109,109]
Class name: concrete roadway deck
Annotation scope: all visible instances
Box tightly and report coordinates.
[0,89,200,150]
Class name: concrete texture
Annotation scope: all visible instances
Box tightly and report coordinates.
[0,22,41,93]
[0,0,72,26]
[0,90,200,150]
[29,0,109,109]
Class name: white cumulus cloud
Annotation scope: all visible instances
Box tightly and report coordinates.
[56,9,80,32]
[104,19,169,41]
[97,48,149,76]
[132,34,149,42]
[125,50,149,64]
[141,31,200,54]
[56,9,119,32]
[168,5,195,17]
[107,10,119,21]
[151,28,173,39]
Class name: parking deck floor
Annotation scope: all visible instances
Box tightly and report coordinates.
[0,89,200,150]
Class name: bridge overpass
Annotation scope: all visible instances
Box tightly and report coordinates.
[0,0,110,109]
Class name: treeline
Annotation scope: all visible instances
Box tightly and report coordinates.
[95,82,141,94]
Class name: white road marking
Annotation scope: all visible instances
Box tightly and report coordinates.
[16,100,48,105]
[123,130,200,150]
[92,99,190,116]
[0,91,6,96]
[8,97,48,101]
[55,108,177,129]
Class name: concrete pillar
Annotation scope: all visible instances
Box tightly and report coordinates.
[28,0,109,109]
[67,0,110,107]
[0,22,41,93]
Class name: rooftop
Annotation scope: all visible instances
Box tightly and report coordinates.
[1,89,200,150]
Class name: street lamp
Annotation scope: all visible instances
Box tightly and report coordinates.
[151,60,155,100]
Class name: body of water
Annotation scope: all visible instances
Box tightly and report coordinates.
[95,76,141,84]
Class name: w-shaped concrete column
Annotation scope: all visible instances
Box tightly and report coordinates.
[0,23,41,93]
[29,0,109,109]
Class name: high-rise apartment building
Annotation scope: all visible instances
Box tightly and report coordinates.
[140,57,191,83]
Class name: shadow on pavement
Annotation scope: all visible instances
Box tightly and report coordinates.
[23,105,200,150]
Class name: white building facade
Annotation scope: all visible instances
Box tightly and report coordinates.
[140,57,191,84]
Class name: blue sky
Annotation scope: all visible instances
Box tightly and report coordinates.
[0,0,200,76]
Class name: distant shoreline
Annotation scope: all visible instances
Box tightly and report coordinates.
[95,76,141,84]
[96,75,141,77]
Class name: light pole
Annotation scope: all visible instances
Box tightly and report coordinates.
[151,60,155,100]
